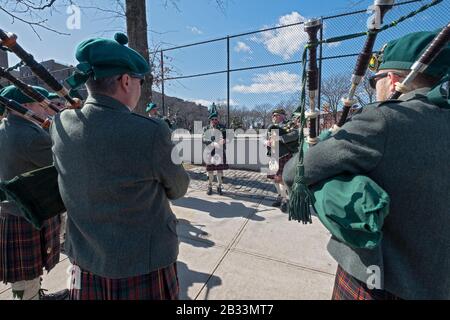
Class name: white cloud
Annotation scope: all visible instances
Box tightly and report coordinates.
[187,26,203,35]
[188,98,238,107]
[252,11,308,60]
[190,99,212,106]
[327,41,341,48]
[231,71,301,94]
[234,41,252,53]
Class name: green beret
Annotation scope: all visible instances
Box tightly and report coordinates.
[378,30,450,78]
[0,85,53,104]
[66,32,150,89]
[208,103,219,119]
[48,92,60,100]
[146,103,157,113]
[272,108,286,115]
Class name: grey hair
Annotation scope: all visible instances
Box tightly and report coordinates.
[85,75,120,95]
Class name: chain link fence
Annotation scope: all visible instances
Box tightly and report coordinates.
[153,0,449,130]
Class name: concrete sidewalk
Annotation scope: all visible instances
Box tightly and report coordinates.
[0,168,337,300]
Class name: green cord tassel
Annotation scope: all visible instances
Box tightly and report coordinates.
[288,162,315,224]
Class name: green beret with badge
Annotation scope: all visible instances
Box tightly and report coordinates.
[370,29,450,78]
[66,32,150,90]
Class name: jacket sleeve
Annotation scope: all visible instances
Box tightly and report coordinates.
[283,106,388,188]
[153,123,190,200]
[25,131,53,168]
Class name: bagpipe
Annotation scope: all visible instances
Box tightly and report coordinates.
[0,29,85,229]
[286,0,449,249]
[266,121,299,157]
[0,95,66,229]
[0,29,81,109]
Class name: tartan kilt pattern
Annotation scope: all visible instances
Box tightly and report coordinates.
[332,265,401,300]
[0,213,60,283]
[69,263,179,300]
[267,153,293,180]
[205,147,229,172]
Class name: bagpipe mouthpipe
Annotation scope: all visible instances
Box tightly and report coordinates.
[336,0,394,128]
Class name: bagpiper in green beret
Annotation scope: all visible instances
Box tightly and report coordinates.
[66,32,150,90]
[372,29,450,78]
[146,103,157,113]
[0,85,54,104]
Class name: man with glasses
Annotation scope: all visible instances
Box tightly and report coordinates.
[50,33,190,300]
[283,30,450,299]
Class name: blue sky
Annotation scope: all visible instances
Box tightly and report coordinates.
[1,0,448,109]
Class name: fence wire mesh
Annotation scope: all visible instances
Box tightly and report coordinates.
[153,0,448,130]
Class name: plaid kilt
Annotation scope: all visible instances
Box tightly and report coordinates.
[267,153,293,180]
[205,147,229,172]
[69,263,179,300]
[332,265,401,300]
[0,213,60,283]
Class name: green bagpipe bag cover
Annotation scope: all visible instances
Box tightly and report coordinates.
[0,165,66,230]
[307,129,390,250]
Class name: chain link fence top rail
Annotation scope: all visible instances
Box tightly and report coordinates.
[153,0,448,129]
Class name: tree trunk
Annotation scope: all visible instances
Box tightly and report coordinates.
[126,0,153,115]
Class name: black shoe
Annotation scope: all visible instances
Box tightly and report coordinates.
[217,186,223,195]
[39,288,70,300]
[207,186,213,195]
[280,200,288,213]
[272,198,282,207]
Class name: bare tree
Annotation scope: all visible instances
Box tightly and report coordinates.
[254,103,274,129]
[125,0,152,115]
[320,73,350,121]
[355,72,376,107]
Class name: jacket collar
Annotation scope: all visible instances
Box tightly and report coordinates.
[399,87,431,102]
[84,93,131,113]
[6,113,42,129]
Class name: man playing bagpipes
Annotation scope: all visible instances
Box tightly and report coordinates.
[265,108,299,213]
[146,102,175,130]
[52,33,190,300]
[283,29,450,300]
[0,85,68,300]
[203,103,229,196]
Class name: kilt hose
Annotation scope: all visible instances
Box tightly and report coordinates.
[267,153,293,180]
[69,262,179,300]
[0,213,61,283]
[332,265,401,300]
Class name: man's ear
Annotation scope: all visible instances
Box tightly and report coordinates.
[119,74,131,93]
[388,72,402,92]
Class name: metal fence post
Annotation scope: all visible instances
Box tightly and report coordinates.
[227,35,230,128]
[161,50,165,116]
[317,18,324,134]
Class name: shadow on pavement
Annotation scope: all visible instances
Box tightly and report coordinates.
[173,197,265,221]
[177,261,222,300]
[177,218,215,248]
